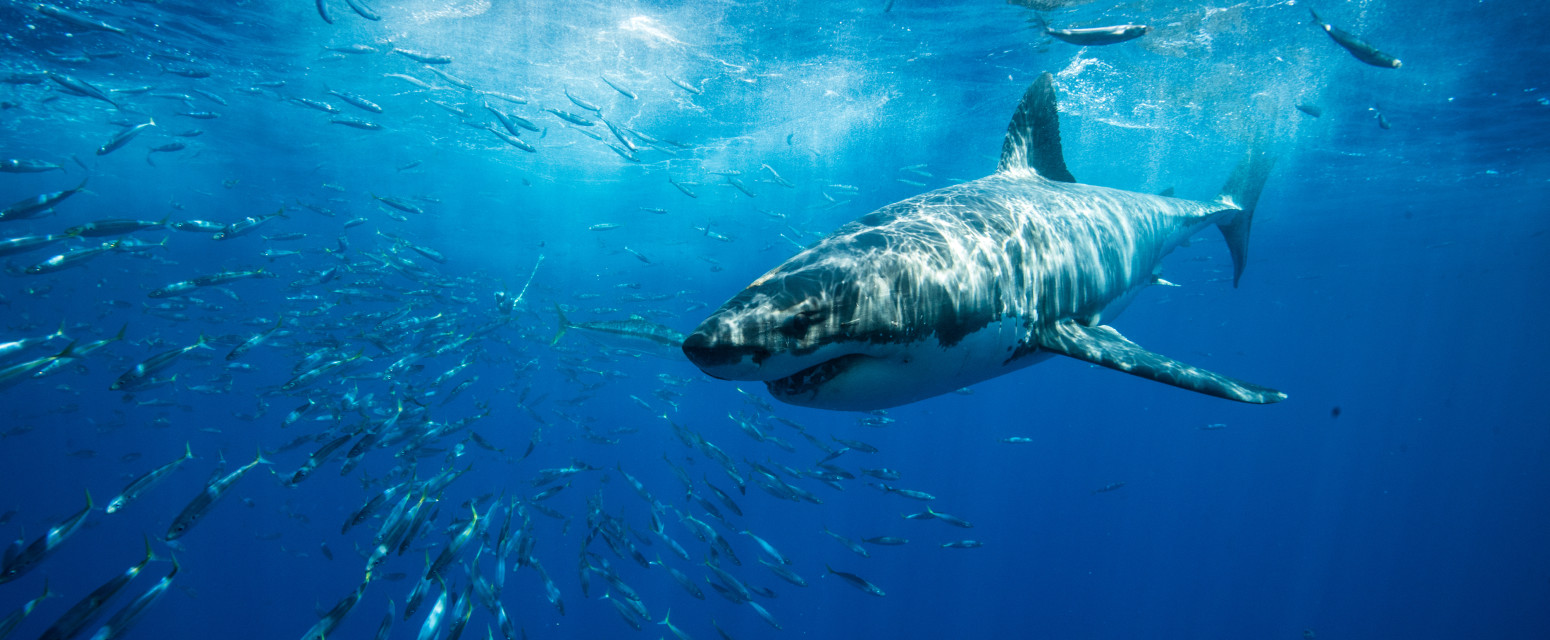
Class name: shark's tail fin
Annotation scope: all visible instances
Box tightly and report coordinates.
[1215,142,1277,288]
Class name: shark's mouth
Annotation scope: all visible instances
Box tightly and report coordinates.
[765,354,873,398]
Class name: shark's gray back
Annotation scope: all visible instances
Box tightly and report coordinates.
[780,170,1229,350]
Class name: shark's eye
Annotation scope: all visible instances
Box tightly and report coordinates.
[779,309,826,338]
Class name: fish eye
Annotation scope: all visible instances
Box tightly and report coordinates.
[779,309,826,338]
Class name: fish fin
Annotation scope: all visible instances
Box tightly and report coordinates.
[184,441,195,460]
[1037,321,1286,404]
[1214,141,1277,287]
[549,304,571,346]
[997,72,1075,182]
[50,339,80,362]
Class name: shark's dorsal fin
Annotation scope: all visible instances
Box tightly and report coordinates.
[997,72,1075,182]
[1038,321,1286,404]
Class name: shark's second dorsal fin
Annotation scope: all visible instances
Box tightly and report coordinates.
[997,72,1075,182]
[1037,321,1287,404]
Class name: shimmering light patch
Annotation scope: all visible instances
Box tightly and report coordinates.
[619,15,686,45]
[410,0,491,22]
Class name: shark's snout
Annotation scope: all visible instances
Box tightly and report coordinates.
[682,322,771,380]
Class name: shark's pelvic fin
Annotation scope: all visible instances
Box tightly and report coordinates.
[998,72,1075,182]
[1215,143,1277,287]
[1038,321,1287,404]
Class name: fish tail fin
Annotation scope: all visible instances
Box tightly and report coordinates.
[51,319,68,341]
[254,446,273,466]
[194,334,214,350]
[549,304,571,346]
[142,534,159,564]
[85,488,94,510]
[53,340,80,360]
[41,576,57,600]
[659,609,671,626]
[111,323,128,342]
[1215,140,1277,288]
[184,441,195,460]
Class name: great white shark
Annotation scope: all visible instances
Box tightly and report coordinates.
[682,73,1285,411]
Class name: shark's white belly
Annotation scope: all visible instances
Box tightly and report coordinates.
[768,317,1055,410]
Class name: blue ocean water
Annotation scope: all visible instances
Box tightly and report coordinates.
[1,1,1547,639]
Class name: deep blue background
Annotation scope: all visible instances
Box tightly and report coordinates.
[1,1,1546,639]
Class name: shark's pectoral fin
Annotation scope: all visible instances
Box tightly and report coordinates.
[1038,322,1287,404]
